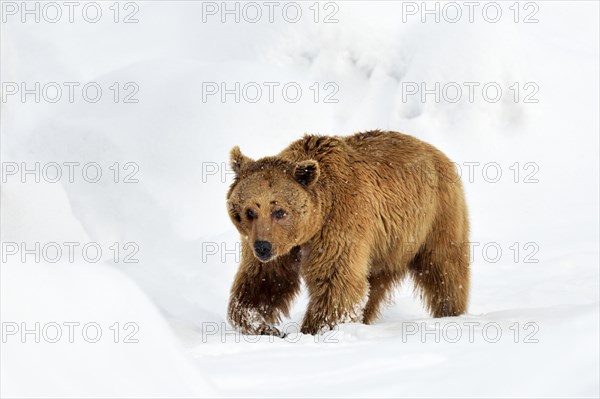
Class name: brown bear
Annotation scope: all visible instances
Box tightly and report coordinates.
[226,130,470,335]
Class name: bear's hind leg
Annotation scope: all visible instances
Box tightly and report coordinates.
[408,235,470,318]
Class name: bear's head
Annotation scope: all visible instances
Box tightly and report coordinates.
[226,146,322,263]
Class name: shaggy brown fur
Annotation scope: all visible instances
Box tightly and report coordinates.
[226,130,470,335]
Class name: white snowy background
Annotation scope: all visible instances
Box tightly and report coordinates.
[1,1,598,397]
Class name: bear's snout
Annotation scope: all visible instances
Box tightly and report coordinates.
[253,240,273,261]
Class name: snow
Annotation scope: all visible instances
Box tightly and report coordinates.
[1,1,598,397]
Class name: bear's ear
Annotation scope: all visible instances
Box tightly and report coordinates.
[230,146,253,175]
[294,160,320,187]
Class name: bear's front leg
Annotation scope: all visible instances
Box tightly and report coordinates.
[228,245,301,336]
[301,242,370,335]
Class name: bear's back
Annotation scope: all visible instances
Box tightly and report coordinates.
[281,130,436,165]
[343,130,433,160]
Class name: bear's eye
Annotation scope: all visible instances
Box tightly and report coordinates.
[232,212,241,223]
[246,209,257,220]
[273,209,287,220]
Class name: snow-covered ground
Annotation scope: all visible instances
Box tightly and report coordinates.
[1,1,598,397]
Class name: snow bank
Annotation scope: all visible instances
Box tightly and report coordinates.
[1,260,216,398]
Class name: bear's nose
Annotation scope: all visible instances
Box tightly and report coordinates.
[253,240,272,259]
